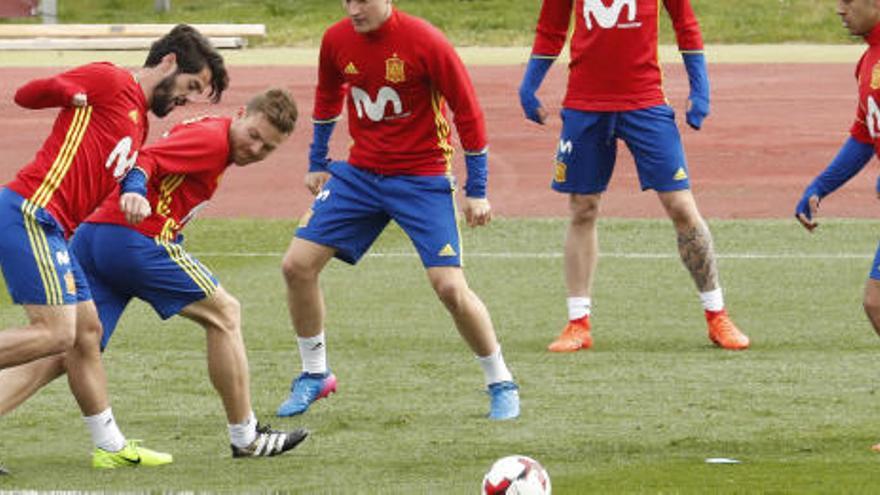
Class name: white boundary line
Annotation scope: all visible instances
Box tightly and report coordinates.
[192,251,873,260]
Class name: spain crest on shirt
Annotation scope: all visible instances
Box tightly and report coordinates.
[385,54,405,83]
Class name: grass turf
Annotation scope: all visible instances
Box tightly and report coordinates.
[1,217,880,492]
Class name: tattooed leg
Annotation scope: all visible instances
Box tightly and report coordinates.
[658,190,719,292]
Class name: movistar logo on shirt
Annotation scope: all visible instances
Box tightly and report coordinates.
[350,86,406,122]
[582,0,640,30]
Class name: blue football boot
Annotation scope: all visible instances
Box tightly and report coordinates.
[276,371,337,417]
[487,380,520,420]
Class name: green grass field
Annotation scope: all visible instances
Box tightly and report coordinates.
[2,0,851,46]
[2,217,880,492]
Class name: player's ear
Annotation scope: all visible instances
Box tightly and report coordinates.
[159,53,178,78]
[236,106,246,118]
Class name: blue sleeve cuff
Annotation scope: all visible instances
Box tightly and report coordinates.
[120,167,147,197]
[309,120,337,172]
[809,137,874,197]
[519,56,554,95]
[464,151,488,198]
[681,52,709,101]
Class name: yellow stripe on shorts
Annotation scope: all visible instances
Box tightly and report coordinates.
[20,201,63,304]
[158,240,217,296]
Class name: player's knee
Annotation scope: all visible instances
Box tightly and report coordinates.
[211,291,241,334]
[32,319,76,355]
[433,278,469,310]
[281,254,317,286]
[569,196,600,225]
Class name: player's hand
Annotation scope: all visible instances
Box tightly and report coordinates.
[795,193,820,232]
[686,95,709,130]
[71,92,87,107]
[119,192,151,225]
[519,87,548,125]
[305,171,330,196]
[463,197,492,227]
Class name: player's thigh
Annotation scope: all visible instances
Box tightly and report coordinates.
[0,188,79,306]
[295,161,390,265]
[384,175,463,268]
[551,109,617,195]
[618,105,690,192]
[75,223,217,324]
[69,223,129,350]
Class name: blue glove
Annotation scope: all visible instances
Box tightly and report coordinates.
[120,167,147,197]
[682,52,710,130]
[518,57,554,124]
[309,120,337,172]
[795,136,874,219]
[464,150,488,198]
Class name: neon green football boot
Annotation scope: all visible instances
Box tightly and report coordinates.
[92,440,173,469]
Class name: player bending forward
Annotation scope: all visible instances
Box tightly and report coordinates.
[0,89,308,465]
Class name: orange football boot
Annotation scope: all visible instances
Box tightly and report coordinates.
[871,443,880,453]
[706,309,749,350]
[548,316,592,352]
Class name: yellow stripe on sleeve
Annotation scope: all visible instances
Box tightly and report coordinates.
[32,106,93,208]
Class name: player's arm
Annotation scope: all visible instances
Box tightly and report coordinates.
[14,72,87,109]
[665,0,709,130]
[424,30,491,227]
[519,0,573,125]
[794,136,874,231]
[306,32,346,196]
[119,166,151,225]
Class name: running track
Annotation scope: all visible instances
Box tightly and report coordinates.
[0,63,872,219]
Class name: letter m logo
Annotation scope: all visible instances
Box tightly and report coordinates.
[350,86,403,122]
[582,0,637,30]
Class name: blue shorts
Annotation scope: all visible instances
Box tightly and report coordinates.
[870,243,880,281]
[296,161,462,267]
[0,187,90,305]
[70,222,218,350]
[551,105,690,194]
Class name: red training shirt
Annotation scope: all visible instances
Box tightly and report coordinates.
[530,0,704,111]
[850,23,880,151]
[86,116,231,242]
[313,8,487,176]
[6,62,149,237]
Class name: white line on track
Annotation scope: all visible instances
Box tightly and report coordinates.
[192,251,873,260]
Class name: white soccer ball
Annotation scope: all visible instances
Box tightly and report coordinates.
[481,455,551,495]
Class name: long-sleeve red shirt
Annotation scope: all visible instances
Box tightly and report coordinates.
[6,62,149,237]
[86,116,231,242]
[850,24,880,149]
[531,0,704,111]
[313,9,487,176]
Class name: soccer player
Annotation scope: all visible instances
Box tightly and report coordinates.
[0,89,308,462]
[794,0,880,452]
[275,0,520,420]
[518,0,750,352]
[0,24,228,471]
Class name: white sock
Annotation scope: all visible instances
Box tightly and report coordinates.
[700,288,725,312]
[477,346,513,386]
[298,332,327,374]
[83,407,126,452]
[567,297,591,321]
[228,411,258,449]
